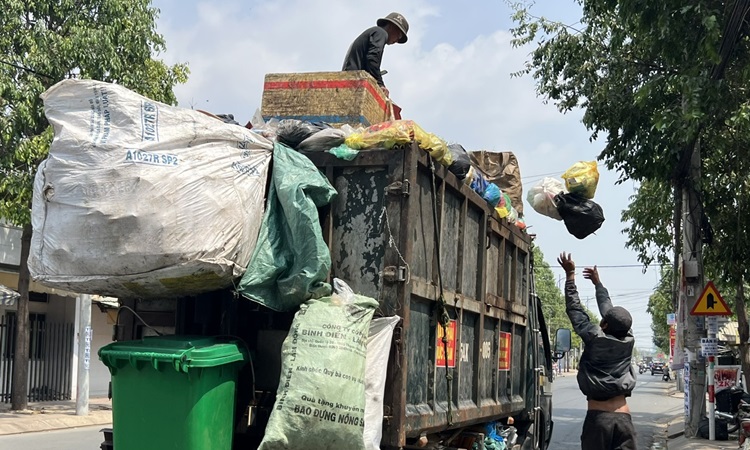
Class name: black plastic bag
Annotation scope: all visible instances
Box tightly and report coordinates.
[297,128,346,152]
[697,416,729,440]
[276,120,329,149]
[447,144,471,180]
[555,193,605,239]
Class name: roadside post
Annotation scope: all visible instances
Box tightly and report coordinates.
[691,281,731,440]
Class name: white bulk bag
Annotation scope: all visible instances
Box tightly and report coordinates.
[29,79,273,298]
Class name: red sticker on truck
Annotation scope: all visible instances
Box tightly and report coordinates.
[436,320,457,368]
[499,332,512,371]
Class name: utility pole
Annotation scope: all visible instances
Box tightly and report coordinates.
[75,294,92,416]
[681,142,705,438]
[11,224,32,411]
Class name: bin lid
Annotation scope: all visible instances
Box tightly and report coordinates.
[99,335,247,373]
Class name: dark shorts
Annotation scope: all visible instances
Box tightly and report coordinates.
[581,410,637,450]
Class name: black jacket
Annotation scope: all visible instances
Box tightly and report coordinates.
[342,26,387,86]
[565,280,637,401]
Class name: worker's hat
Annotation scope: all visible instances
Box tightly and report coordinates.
[377,12,409,44]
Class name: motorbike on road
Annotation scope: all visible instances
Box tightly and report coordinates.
[714,385,750,435]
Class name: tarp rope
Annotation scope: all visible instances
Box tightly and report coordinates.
[429,157,454,426]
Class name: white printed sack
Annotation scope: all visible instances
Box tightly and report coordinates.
[364,316,400,450]
[29,79,273,298]
[260,279,377,450]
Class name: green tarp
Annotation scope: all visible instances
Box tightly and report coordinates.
[238,143,337,311]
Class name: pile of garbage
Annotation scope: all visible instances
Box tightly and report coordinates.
[526,161,605,239]
[252,118,527,230]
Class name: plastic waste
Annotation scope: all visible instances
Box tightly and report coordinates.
[447,144,472,180]
[527,177,566,220]
[328,144,360,161]
[298,128,346,152]
[276,119,328,149]
[555,192,605,239]
[562,161,599,199]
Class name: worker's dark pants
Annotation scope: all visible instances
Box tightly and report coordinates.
[580,410,637,450]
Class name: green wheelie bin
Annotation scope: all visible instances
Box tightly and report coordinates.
[99,335,247,450]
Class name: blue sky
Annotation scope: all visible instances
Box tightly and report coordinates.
[149,0,662,352]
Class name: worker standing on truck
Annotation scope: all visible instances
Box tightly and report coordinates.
[342,12,409,98]
[557,252,637,450]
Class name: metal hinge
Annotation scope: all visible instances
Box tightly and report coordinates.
[385,180,410,196]
[382,266,408,283]
[383,405,392,424]
[393,324,403,344]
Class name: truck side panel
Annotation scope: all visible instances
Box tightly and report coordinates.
[308,145,533,448]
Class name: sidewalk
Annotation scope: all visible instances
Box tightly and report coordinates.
[0,397,112,436]
[665,389,737,450]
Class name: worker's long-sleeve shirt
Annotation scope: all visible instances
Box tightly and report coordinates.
[342,26,387,86]
[565,280,637,401]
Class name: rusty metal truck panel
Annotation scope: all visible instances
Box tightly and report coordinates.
[306,143,535,448]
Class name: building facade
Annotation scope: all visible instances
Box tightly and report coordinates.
[0,222,114,401]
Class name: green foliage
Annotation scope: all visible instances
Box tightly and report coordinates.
[510,0,750,346]
[0,0,189,226]
[509,0,749,185]
[647,268,674,353]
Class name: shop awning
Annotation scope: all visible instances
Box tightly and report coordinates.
[0,284,20,306]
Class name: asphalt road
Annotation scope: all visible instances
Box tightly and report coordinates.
[0,373,682,450]
[0,424,109,450]
[550,371,683,450]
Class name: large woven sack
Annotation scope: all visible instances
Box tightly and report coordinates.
[30,79,273,298]
[259,279,378,450]
[469,151,524,216]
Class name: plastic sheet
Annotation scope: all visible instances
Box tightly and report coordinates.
[238,143,337,311]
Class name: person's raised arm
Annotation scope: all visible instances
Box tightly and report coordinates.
[558,253,598,343]
[583,266,613,317]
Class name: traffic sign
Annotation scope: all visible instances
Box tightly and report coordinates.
[690,281,731,316]
[701,337,719,356]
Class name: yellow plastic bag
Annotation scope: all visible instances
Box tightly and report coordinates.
[412,124,453,167]
[343,120,454,167]
[344,120,414,150]
[562,161,599,199]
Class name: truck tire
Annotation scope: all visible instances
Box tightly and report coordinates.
[520,420,546,450]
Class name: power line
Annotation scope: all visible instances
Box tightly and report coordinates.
[0,59,55,80]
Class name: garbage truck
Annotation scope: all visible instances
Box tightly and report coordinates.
[105,140,560,450]
[32,76,564,450]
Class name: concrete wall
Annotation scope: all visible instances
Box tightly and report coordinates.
[90,307,115,397]
[0,223,21,267]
